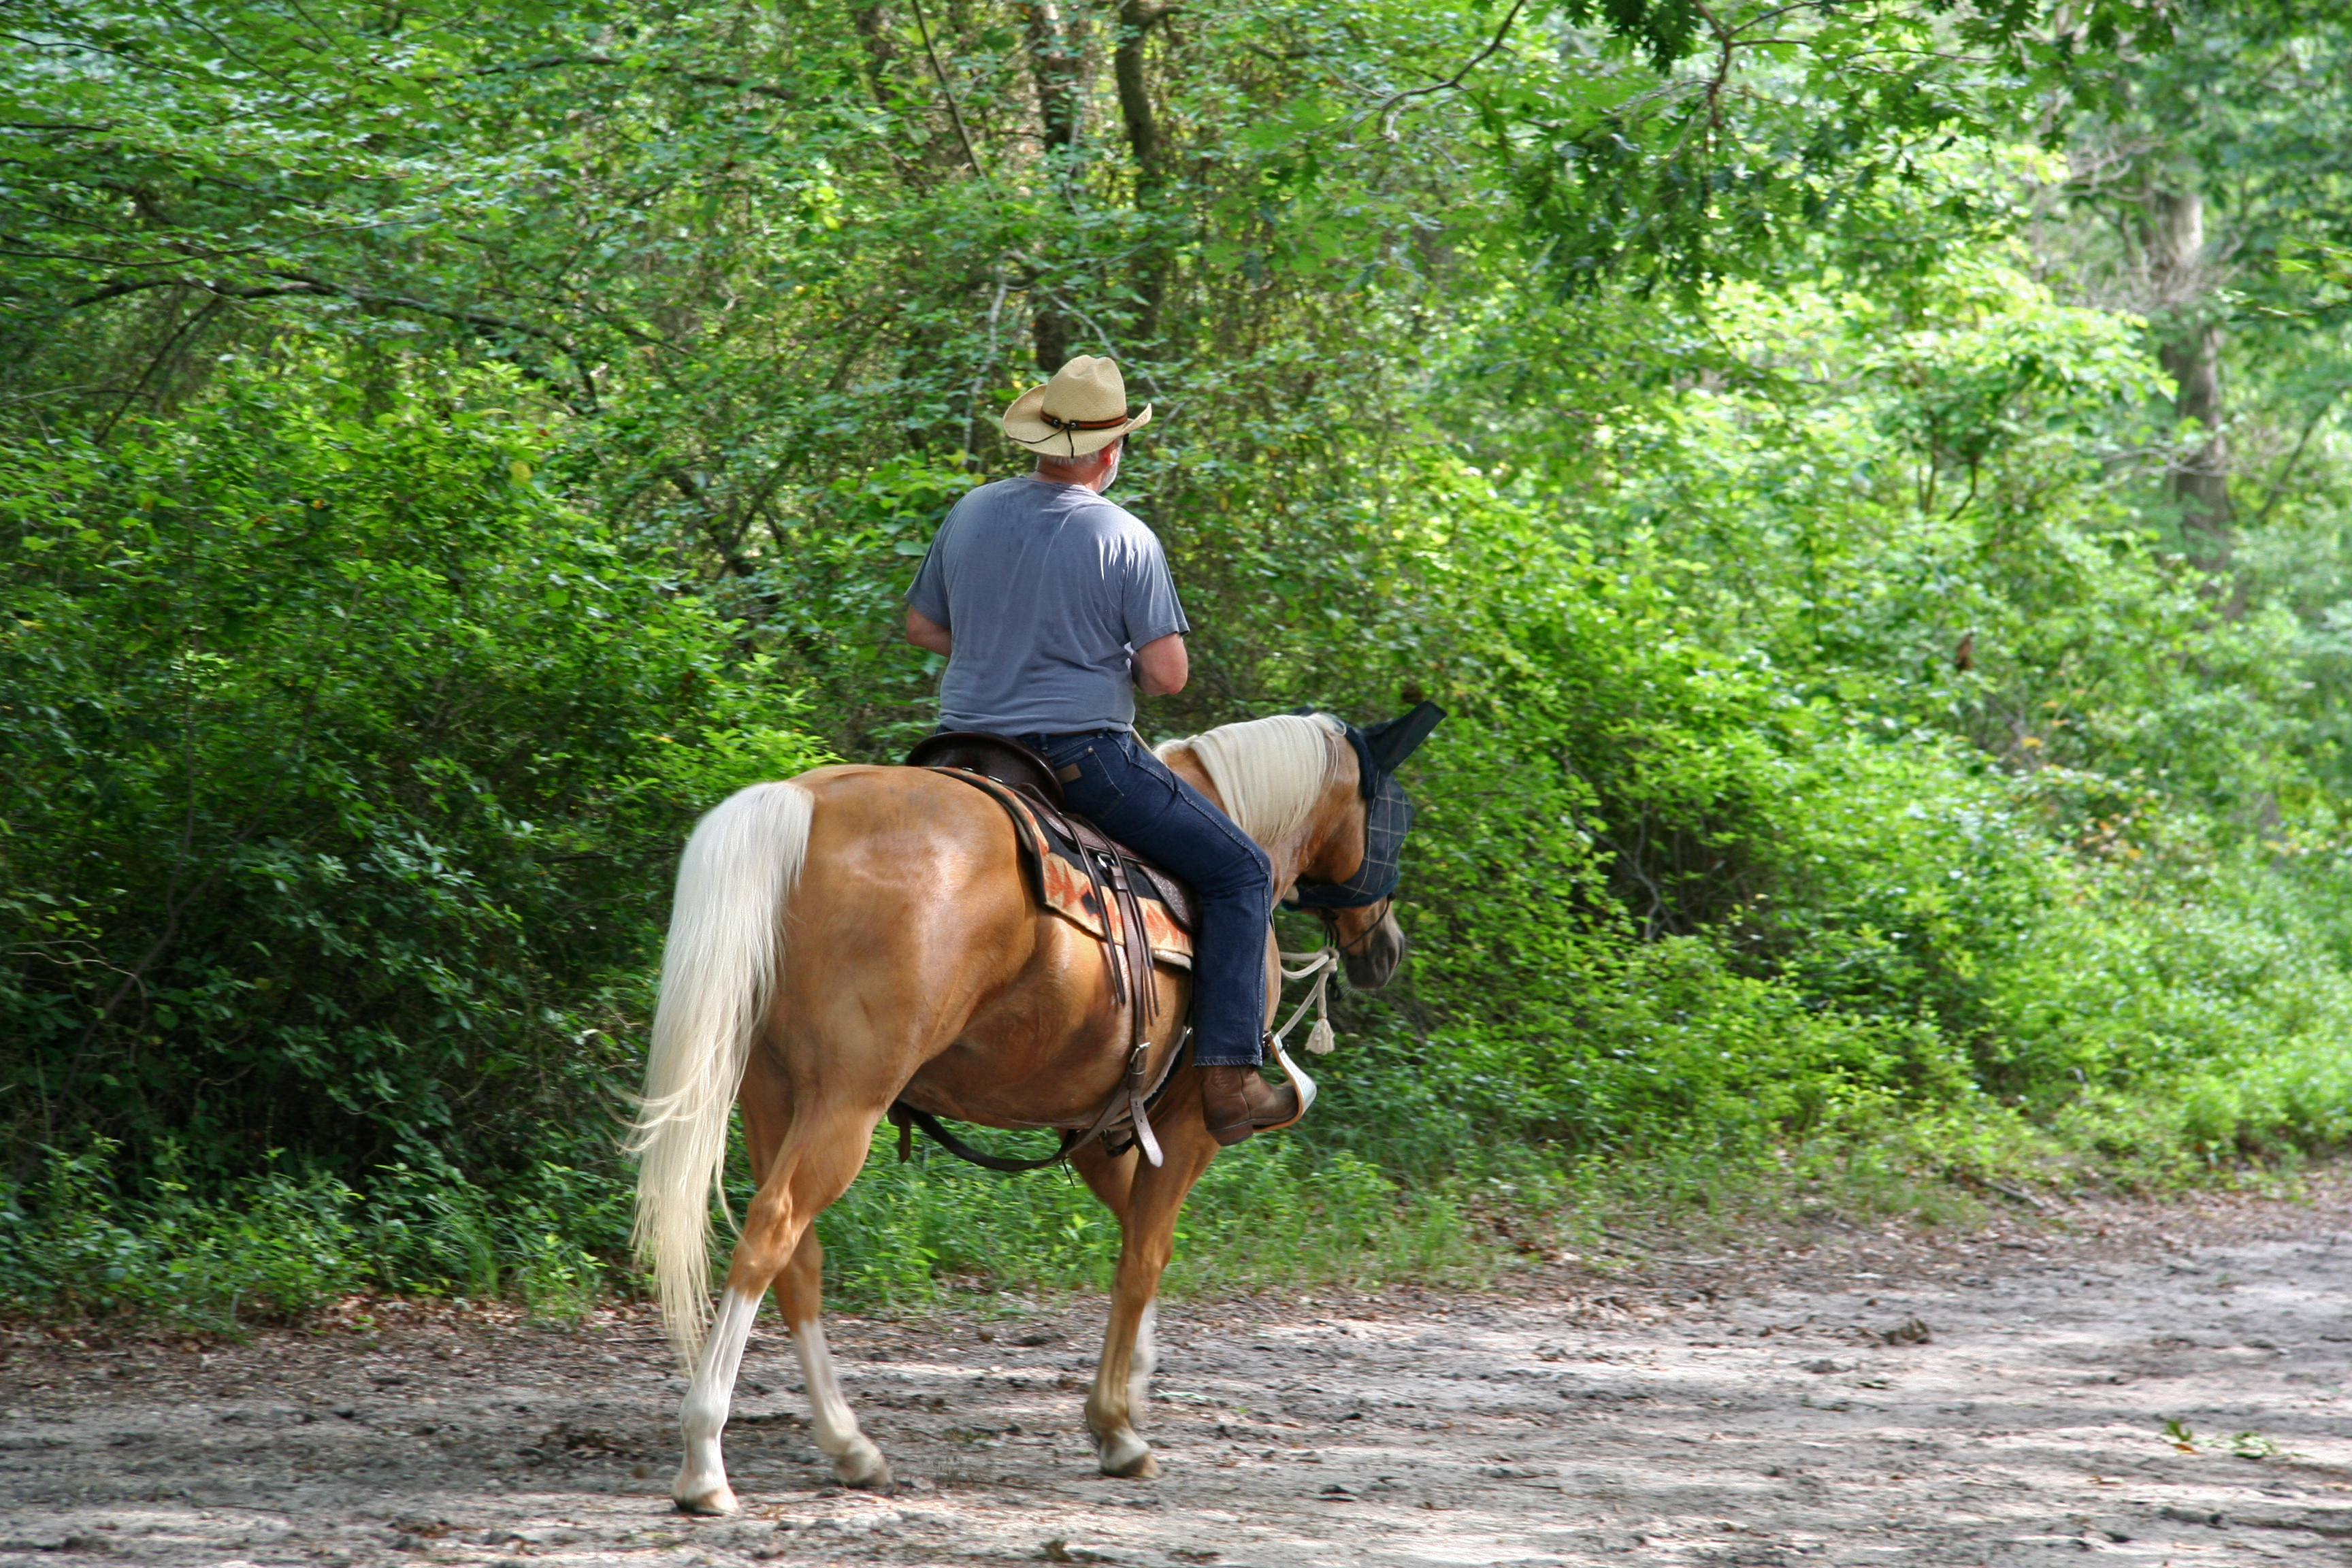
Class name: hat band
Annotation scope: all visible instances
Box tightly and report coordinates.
[1039,408,1132,431]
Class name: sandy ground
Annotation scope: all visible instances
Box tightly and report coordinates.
[9,1183,2352,1567]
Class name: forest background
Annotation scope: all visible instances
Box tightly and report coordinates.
[7,0,2352,1325]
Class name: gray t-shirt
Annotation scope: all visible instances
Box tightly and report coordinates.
[906,476,1190,734]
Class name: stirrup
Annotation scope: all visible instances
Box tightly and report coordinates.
[1254,1032,1316,1134]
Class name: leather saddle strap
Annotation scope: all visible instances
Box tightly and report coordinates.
[1067,821,1166,1168]
[891,1105,1081,1173]
[1123,1036,1162,1166]
[1092,848,1130,1011]
[1098,1027,1190,1162]
[913,768,1172,1170]
[1002,783,1156,1165]
[1010,783,1130,1012]
[1064,817,1158,1036]
[1111,860,1162,1162]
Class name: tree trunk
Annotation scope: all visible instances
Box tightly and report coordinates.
[2143,187,2234,560]
[849,3,902,114]
[1114,1,1172,345]
[1032,309,1071,374]
[1024,0,1088,372]
[1113,1,1166,193]
[1023,1,1086,157]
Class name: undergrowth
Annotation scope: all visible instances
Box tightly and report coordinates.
[10,830,2349,1332]
[0,1084,2322,1337]
[11,826,2351,1332]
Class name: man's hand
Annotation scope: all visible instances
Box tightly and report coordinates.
[1134,632,1188,696]
[906,607,952,655]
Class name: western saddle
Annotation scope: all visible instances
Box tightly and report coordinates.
[899,731,1194,1169]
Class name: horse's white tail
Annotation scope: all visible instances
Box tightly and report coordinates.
[630,779,816,1365]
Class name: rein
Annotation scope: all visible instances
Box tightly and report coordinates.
[1271,947,1339,1058]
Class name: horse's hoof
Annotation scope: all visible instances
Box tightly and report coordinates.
[1097,1434,1158,1478]
[836,1442,895,1492]
[673,1481,739,1516]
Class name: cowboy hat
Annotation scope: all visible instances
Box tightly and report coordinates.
[1002,355,1154,457]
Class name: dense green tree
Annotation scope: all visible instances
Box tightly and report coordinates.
[2037,2,2352,565]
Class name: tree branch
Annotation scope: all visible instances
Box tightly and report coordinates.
[65,277,186,310]
[1689,0,1739,132]
[94,292,227,440]
[906,0,989,178]
[2255,384,2349,525]
[1372,0,1527,141]
[61,272,601,409]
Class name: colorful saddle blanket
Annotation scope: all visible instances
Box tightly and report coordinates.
[936,770,1196,969]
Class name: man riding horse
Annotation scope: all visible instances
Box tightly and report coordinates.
[630,355,1439,1512]
[902,354,1298,1146]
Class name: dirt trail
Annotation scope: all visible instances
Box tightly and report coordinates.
[10,1184,2352,1567]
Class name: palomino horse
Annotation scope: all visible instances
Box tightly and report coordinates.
[630,711,1411,1515]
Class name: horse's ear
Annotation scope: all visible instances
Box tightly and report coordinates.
[1365,701,1446,773]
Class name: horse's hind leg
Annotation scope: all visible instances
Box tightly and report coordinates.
[774,1228,891,1488]
[675,1274,761,1515]
[674,1090,883,1516]
[1071,1071,1219,1479]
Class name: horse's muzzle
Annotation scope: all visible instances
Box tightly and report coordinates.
[1343,909,1407,990]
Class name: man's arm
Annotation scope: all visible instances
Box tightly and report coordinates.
[1134,632,1187,696]
[906,606,952,655]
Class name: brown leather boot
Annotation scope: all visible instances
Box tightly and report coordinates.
[1200,1064,1301,1147]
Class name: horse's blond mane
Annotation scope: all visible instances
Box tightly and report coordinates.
[1156,713,1343,849]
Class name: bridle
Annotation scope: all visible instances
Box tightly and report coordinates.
[1316,904,1389,958]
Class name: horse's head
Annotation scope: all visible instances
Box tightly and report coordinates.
[1158,703,1441,992]
[1288,702,1443,990]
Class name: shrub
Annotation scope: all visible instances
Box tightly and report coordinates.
[0,363,827,1204]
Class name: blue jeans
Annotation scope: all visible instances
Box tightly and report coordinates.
[1019,729,1273,1066]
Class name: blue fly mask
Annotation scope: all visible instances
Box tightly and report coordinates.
[1284,702,1445,911]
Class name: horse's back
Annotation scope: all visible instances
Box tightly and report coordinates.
[792,763,1028,892]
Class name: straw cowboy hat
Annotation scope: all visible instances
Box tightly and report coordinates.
[1002,355,1154,458]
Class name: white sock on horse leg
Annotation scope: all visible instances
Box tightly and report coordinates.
[794,1317,891,1486]
[1088,1296,1159,1477]
[675,1286,759,1513]
[1126,1298,1158,1416]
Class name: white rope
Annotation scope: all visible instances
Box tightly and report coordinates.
[1273,947,1339,1056]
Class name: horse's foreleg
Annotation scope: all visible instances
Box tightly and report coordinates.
[1073,1073,1218,1478]
[774,1228,892,1488]
[1071,1141,1155,1418]
[674,1093,882,1516]
[1126,1298,1159,1418]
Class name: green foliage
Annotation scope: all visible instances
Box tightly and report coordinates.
[809,1132,1480,1303]
[0,1140,363,1328]
[4,0,2352,1325]
[1,359,829,1195]
[0,1139,640,1328]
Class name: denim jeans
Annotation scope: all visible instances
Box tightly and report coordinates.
[1018,729,1273,1066]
